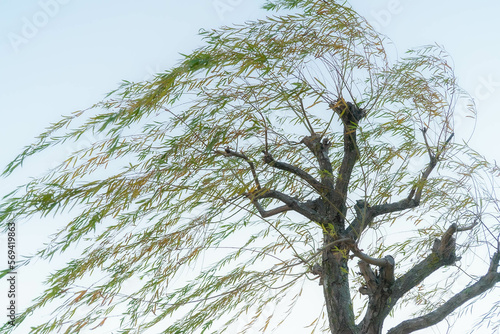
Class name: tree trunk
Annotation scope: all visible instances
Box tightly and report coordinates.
[322,233,357,334]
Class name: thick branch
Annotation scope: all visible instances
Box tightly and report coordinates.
[262,151,323,193]
[251,201,292,218]
[248,189,322,223]
[358,261,378,295]
[369,198,419,218]
[353,248,394,269]
[387,252,500,334]
[347,197,418,239]
[300,133,334,192]
[329,98,364,219]
[350,235,395,294]
[388,225,459,312]
[346,199,374,239]
[355,226,458,332]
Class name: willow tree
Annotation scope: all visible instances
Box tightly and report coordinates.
[2,1,500,333]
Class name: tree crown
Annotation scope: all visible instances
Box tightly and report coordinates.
[1,1,499,333]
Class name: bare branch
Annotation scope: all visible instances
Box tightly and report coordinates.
[388,225,459,314]
[373,130,455,220]
[329,98,364,218]
[248,189,322,223]
[300,133,334,190]
[216,148,324,222]
[346,199,373,239]
[352,247,393,268]
[456,218,479,232]
[438,223,457,255]
[370,198,419,218]
[387,252,500,334]
[216,148,261,190]
[251,201,292,218]
[262,151,323,193]
[358,261,377,295]
[409,130,454,203]
[299,97,316,135]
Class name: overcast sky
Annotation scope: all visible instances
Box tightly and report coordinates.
[1,1,500,333]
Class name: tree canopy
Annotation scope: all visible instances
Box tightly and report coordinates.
[2,1,500,333]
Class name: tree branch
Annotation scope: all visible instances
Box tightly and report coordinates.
[329,98,364,219]
[347,197,418,239]
[352,247,394,269]
[369,198,419,218]
[346,199,373,239]
[216,148,323,222]
[301,133,334,192]
[248,189,322,223]
[262,151,323,193]
[251,201,292,218]
[216,148,261,190]
[368,131,455,220]
[408,130,454,203]
[387,224,459,314]
[387,252,500,334]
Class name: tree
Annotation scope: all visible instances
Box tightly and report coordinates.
[1,1,500,333]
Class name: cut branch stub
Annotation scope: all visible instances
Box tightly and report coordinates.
[330,98,366,124]
[432,223,457,262]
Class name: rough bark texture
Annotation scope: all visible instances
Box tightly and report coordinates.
[323,234,357,334]
[322,99,363,333]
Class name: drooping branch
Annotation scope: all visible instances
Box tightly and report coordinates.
[387,252,500,334]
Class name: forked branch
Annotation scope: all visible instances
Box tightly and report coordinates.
[217,147,323,222]
[408,129,454,203]
[366,130,454,221]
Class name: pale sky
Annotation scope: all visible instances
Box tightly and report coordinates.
[1,1,499,333]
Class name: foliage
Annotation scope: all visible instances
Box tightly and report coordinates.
[1,1,499,333]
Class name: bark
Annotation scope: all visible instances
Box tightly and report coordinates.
[387,252,500,334]
[322,234,357,334]
[321,99,365,333]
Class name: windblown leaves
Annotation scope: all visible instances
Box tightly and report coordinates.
[1,1,498,333]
